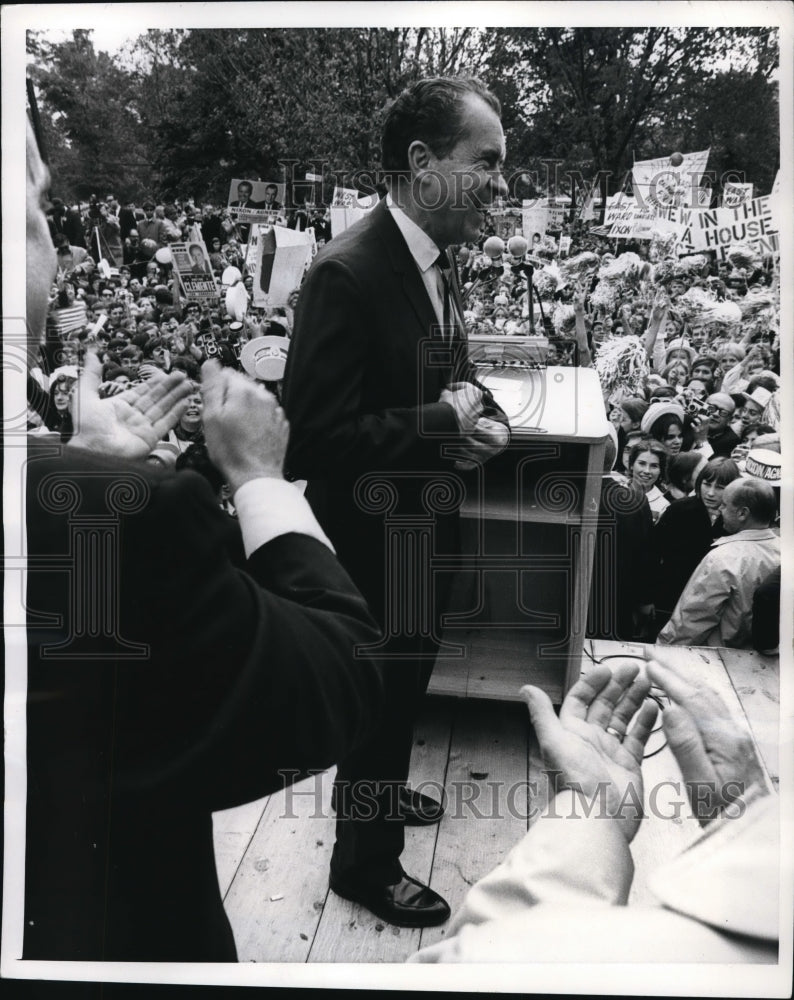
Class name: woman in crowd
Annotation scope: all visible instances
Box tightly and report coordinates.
[640,401,686,458]
[660,359,690,389]
[41,370,78,439]
[651,456,741,637]
[627,438,671,524]
[611,398,648,472]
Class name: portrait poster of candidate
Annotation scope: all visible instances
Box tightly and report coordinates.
[171,240,219,300]
[227,178,286,224]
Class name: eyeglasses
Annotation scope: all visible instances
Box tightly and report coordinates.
[706,405,731,417]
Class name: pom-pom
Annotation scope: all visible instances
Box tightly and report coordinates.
[589,280,619,312]
[533,266,561,300]
[651,259,676,285]
[738,287,775,318]
[676,254,708,275]
[649,229,678,260]
[594,335,650,399]
[559,251,600,284]
[598,251,643,283]
[727,243,760,271]
[552,302,576,334]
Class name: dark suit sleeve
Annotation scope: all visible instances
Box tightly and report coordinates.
[283,257,461,478]
[116,470,385,809]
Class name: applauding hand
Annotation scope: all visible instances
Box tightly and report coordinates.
[202,361,290,493]
[647,653,768,825]
[68,352,192,459]
[521,662,658,843]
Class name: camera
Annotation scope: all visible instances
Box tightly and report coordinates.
[676,391,709,419]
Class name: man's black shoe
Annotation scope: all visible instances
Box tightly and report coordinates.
[400,786,445,826]
[329,872,450,928]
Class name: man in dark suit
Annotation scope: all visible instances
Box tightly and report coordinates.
[282,77,510,927]
[19,120,384,962]
[228,180,266,210]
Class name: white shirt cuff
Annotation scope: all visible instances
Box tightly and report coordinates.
[233,477,335,557]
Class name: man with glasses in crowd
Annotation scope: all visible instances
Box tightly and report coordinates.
[704,392,740,456]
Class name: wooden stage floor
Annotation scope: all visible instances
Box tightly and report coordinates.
[212,639,780,964]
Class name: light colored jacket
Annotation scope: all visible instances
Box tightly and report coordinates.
[410,789,778,964]
[657,528,780,648]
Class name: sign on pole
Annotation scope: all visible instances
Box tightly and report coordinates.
[632,149,710,210]
[171,240,219,301]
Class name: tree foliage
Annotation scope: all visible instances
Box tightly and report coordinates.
[483,27,779,198]
[26,29,152,201]
[26,26,780,207]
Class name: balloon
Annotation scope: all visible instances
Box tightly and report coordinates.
[669,152,684,167]
[154,246,173,265]
[225,282,249,322]
[221,265,242,287]
[139,238,158,259]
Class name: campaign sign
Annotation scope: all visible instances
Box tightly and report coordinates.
[632,149,710,210]
[683,196,779,256]
[172,241,219,301]
[227,178,286,224]
[250,224,314,308]
[521,199,549,241]
[722,182,753,208]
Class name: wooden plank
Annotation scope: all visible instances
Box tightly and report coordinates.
[430,628,565,703]
[417,700,529,953]
[308,699,455,963]
[222,769,336,962]
[212,796,271,898]
[426,645,470,698]
[717,647,780,782]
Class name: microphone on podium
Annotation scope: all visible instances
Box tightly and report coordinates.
[482,236,506,275]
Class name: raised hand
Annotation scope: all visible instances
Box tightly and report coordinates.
[202,360,290,493]
[521,662,658,843]
[68,352,192,459]
[646,654,768,825]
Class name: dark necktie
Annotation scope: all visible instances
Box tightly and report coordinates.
[435,252,457,344]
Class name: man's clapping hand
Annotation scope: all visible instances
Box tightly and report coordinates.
[647,653,769,826]
[68,352,192,458]
[202,360,290,494]
[521,663,658,843]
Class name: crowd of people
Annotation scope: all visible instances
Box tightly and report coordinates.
[32,178,782,655]
[18,71,783,978]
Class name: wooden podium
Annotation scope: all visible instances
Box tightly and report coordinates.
[429,365,610,705]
